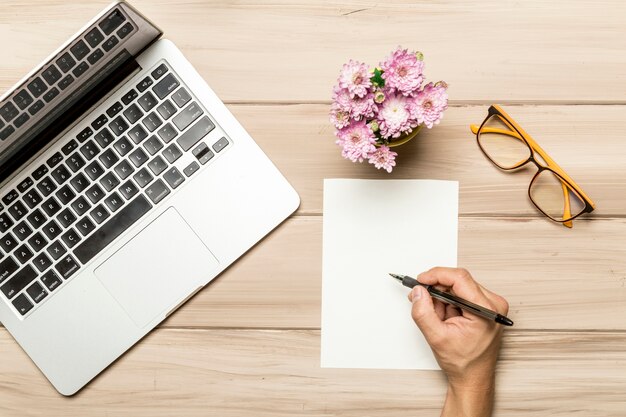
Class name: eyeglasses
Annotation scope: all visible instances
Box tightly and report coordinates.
[470,105,595,227]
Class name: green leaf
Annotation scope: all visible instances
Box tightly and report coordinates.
[370,68,385,87]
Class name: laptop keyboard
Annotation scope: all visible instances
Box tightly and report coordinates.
[0,61,230,317]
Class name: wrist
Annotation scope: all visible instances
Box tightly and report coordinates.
[442,379,495,417]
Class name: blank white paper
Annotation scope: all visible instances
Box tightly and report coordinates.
[321,179,459,370]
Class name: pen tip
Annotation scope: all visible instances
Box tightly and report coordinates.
[388,273,402,281]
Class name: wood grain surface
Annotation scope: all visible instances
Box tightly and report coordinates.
[1,0,625,415]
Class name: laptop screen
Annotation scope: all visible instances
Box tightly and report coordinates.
[0,2,161,185]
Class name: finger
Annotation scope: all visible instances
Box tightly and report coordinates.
[476,284,510,315]
[433,298,446,321]
[418,267,490,304]
[410,286,446,347]
[444,303,462,320]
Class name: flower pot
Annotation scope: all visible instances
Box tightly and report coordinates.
[386,125,423,148]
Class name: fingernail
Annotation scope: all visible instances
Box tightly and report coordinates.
[412,287,422,303]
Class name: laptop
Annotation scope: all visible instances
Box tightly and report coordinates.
[0,1,299,395]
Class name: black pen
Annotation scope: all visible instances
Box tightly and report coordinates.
[389,273,513,326]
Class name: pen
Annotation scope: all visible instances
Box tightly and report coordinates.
[389,273,514,326]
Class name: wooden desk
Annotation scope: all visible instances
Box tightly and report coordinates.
[2,1,626,415]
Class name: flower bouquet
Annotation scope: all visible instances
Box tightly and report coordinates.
[329,47,448,172]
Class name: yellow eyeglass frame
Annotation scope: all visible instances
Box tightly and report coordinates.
[470,105,595,228]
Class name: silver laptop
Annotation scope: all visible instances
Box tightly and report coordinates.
[0,2,299,395]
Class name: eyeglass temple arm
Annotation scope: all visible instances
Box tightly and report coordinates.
[469,124,575,228]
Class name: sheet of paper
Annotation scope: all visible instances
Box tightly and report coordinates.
[321,179,458,370]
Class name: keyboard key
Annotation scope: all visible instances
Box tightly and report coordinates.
[42,87,60,103]
[193,142,214,165]
[56,52,76,73]
[85,161,105,181]
[61,228,81,249]
[99,172,120,192]
[59,74,74,90]
[171,87,192,108]
[133,168,153,188]
[28,232,48,252]
[18,177,34,193]
[0,213,14,233]
[42,65,62,85]
[42,220,62,240]
[47,240,67,260]
[147,155,167,176]
[86,184,105,203]
[71,196,91,216]
[123,103,143,124]
[36,177,57,197]
[70,173,90,193]
[90,204,110,224]
[153,73,180,100]
[0,257,19,284]
[99,148,119,169]
[163,167,185,189]
[73,194,151,264]
[26,209,46,229]
[145,179,170,204]
[107,101,123,118]
[28,100,45,116]
[70,40,90,61]
[22,189,42,209]
[128,123,149,144]
[77,126,93,143]
[55,185,75,205]
[85,27,105,48]
[121,89,138,105]
[213,137,229,153]
[0,102,19,123]
[26,281,48,303]
[27,77,48,98]
[2,190,19,206]
[113,137,133,157]
[173,102,203,131]
[114,160,134,180]
[162,143,182,163]
[156,99,176,120]
[129,148,149,167]
[51,165,71,184]
[183,161,200,177]
[14,89,34,110]
[76,217,95,236]
[41,270,62,291]
[61,139,78,156]
[94,128,114,148]
[136,77,153,93]
[104,192,123,212]
[142,112,162,132]
[143,136,163,155]
[80,140,100,160]
[12,293,34,315]
[157,123,177,143]
[32,252,53,273]
[67,152,86,172]
[8,201,28,220]
[119,180,138,200]
[91,114,108,131]
[13,221,32,241]
[117,22,133,39]
[55,254,79,279]
[15,244,34,264]
[87,48,104,65]
[72,61,89,78]
[138,92,158,112]
[100,9,126,35]
[177,116,215,152]
[0,126,15,141]
[102,35,119,52]
[32,164,48,181]
[14,113,29,128]
[151,63,169,80]
[108,116,129,137]
[56,208,76,228]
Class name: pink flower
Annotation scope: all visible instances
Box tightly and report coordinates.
[336,121,377,163]
[377,94,417,139]
[332,85,353,112]
[368,145,397,173]
[338,60,372,98]
[411,82,448,128]
[380,47,424,96]
[329,104,351,129]
[349,92,378,120]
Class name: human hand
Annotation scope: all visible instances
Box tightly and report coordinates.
[408,267,509,417]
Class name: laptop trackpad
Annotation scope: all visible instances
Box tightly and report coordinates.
[94,207,219,328]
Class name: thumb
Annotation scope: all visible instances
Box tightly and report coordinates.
[410,286,445,345]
